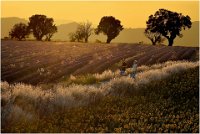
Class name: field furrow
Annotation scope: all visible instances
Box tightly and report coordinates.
[1,40,198,85]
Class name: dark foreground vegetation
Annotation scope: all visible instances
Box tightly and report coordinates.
[2,67,198,133]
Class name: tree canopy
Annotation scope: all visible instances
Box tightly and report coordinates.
[69,21,93,42]
[95,16,123,43]
[77,22,93,43]
[44,18,57,41]
[146,9,192,46]
[28,14,57,41]
[9,23,30,41]
[144,29,165,45]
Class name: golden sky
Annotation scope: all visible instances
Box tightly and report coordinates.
[1,1,199,28]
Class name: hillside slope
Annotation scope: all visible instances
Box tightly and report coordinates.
[1,40,198,85]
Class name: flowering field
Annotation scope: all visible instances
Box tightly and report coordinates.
[1,40,198,85]
[1,60,199,132]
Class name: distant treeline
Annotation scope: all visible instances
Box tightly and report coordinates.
[9,9,192,46]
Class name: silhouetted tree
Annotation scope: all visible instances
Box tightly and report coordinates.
[95,16,123,43]
[28,14,57,41]
[69,32,76,42]
[77,21,93,42]
[69,21,93,42]
[69,30,84,42]
[146,9,192,46]
[44,18,57,41]
[45,25,57,41]
[9,23,30,41]
[144,29,165,45]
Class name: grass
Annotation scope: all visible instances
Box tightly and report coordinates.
[69,74,98,85]
[57,60,198,87]
[1,64,199,132]
[56,67,198,133]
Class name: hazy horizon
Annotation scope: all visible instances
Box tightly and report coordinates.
[1,16,199,29]
[1,1,199,28]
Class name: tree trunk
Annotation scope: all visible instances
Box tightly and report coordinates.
[106,37,112,43]
[46,37,51,41]
[48,34,53,41]
[18,36,23,41]
[168,38,174,46]
[37,36,43,41]
[85,37,88,43]
[37,34,44,41]
[45,34,52,41]
[151,40,156,45]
